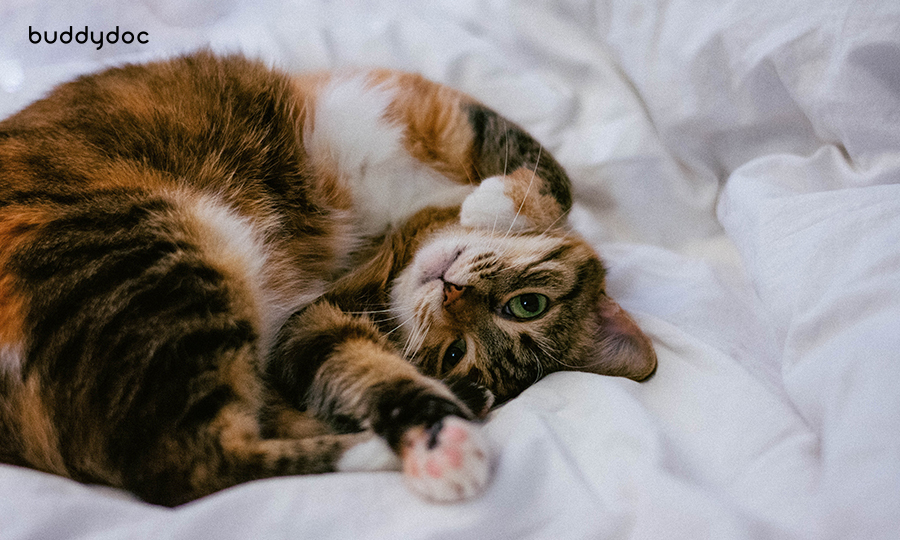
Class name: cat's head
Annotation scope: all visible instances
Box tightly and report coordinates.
[390,224,657,406]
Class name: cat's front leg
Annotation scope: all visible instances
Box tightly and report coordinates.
[332,368,492,502]
[270,302,492,502]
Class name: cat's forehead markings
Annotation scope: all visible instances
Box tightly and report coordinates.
[478,232,573,259]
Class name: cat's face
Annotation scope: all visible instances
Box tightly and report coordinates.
[391,225,626,404]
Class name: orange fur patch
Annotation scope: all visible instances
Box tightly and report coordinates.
[368,70,477,185]
[502,167,566,229]
[14,378,67,476]
[0,209,44,348]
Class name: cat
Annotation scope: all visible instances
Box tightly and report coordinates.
[0,51,656,506]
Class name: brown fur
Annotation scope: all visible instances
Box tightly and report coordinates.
[501,167,568,230]
[11,378,67,476]
[0,51,655,505]
[373,70,479,184]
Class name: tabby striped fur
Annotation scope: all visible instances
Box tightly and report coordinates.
[0,52,655,506]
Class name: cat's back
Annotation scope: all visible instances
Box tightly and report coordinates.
[1,52,309,198]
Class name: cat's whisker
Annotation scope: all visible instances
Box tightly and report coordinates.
[397,300,434,358]
[402,318,430,359]
[482,123,512,237]
[502,123,510,176]
[456,155,478,187]
[540,207,571,235]
[504,145,542,239]
[533,358,544,386]
[384,311,417,337]
[368,314,407,326]
[385,321,411,337]
[400,316,418,357]
[552,353,586,370]
[343,308,398,316]
[402,320,430,359]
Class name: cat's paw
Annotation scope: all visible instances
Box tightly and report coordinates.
[460,176,533,231]
[400,416,491,502]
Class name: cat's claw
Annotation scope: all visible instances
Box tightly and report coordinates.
[400,416,492,502]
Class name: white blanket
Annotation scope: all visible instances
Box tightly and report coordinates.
[2,1,899,538]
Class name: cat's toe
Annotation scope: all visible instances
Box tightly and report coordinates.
[400,416,492,502]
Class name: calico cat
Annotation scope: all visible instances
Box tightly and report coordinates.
[0,52,656,506]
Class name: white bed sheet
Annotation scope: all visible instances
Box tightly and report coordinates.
[2,1,899,538]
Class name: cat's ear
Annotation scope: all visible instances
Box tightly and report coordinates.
[574,294,657,381]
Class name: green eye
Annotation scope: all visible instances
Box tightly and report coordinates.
[504,293,549,320]
[442,338,467,372]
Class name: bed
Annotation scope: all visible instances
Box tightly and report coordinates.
[2,0,899,538]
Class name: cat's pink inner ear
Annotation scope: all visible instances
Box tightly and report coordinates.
[579,295,657,381]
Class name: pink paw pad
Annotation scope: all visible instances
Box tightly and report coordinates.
[401,416,491,502]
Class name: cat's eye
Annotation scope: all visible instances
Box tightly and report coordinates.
[442,338,467,373]
[504,293,549,320]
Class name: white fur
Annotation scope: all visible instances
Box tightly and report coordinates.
[189,195,270,288]
[0,343,23,377]
[337,435,401,472]
[305,76,473,232]
[460,175,533,232]
[186,194,325,352]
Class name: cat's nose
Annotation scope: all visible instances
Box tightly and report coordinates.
[442,282,466,307]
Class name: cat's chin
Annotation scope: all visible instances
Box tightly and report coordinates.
[414,240,462,285]
[392,230,467,309]
[401,227,489,288]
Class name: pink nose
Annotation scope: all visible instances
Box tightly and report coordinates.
[443,282,465,306]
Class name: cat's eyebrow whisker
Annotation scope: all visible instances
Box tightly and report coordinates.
[503,124,510,177]
[540,206,571,235]
[456,155,478,187]
[504,145,542,239]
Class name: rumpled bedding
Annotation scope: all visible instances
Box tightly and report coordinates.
[1,1,898,538]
